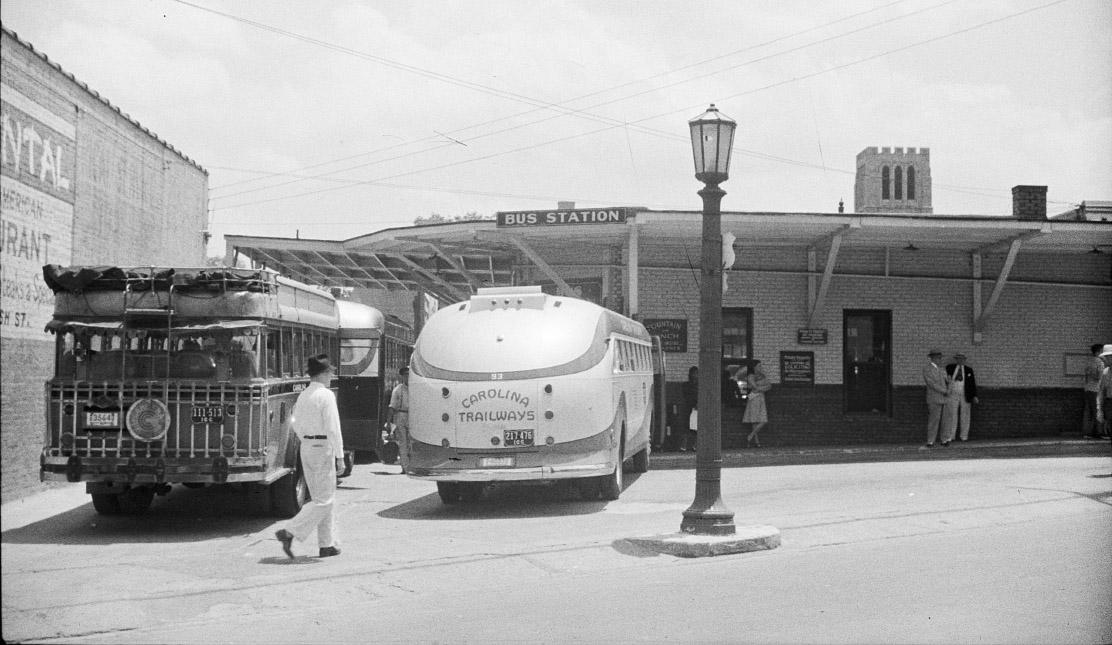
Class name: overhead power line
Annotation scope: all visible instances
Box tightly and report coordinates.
[205,0,918,193]
[212,0,1075,213]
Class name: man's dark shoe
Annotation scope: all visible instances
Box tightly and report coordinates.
[319,546,341,558]
[941,442,950,447]
[275,529,295,559]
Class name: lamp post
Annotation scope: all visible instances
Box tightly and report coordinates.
[681,104,737,536]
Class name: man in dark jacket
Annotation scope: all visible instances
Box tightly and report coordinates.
[944,353,979,442]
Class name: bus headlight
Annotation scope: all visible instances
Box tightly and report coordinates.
[491,436,500,446]
[126,398,170,442]
[220,434,236,450]
[441,387,450,398]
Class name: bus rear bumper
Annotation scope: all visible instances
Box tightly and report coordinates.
[404,430,617,482]
[409,463,614,482]
[40,454,274,484]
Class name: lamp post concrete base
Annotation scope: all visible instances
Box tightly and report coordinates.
[626,525,781,558]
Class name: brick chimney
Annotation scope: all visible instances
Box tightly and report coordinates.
[1012,185,1047,220]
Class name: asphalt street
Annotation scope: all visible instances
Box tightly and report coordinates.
[2,454,1110,644]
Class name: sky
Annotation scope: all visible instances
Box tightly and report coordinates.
[2,0,1110,259]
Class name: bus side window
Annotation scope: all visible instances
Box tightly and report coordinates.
[280,329,293,377]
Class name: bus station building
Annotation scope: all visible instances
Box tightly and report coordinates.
[226,179,1112,449]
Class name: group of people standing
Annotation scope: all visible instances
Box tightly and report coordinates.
[922,349,980,447]
[678,360,772,451]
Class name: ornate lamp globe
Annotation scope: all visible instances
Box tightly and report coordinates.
[688,104,737,185]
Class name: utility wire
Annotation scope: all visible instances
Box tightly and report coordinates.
[214,0,1074,213]
[203,0,917,192]
[207,0,961,202]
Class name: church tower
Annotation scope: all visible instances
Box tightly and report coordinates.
[854,147,932,214]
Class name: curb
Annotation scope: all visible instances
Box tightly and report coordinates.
[648,438,1112,470]
[626,525,782,558]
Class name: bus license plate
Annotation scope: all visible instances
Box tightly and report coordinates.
[503,429,534,447]
[480,456,515,468]
[84,411,119,428]
[191,405,224,424]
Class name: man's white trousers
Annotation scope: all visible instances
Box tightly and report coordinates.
[285,440,338,548]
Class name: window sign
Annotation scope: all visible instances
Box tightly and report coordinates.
[780,351,815,386]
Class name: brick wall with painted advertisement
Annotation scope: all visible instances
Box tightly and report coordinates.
[2,85,77,340]
[1,28,209,502]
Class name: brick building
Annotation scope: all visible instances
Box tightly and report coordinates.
[227,188,1112,449]
[1,28,208,502]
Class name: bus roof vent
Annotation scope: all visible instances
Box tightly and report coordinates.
[470,285,547,312]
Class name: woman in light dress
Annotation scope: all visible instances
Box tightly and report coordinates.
[742,360,772,447]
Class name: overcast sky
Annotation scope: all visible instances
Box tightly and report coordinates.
[3,0,1110,258]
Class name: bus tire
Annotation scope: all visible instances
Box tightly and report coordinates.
[598,432,625,500]
[437,481,461,504]
[459,482,485,502]
[271,463,309,518]
[117,486,155,514]
[91,492,121,515]
[631,443,650,473]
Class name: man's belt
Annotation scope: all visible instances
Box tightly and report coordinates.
[302,435,327,440]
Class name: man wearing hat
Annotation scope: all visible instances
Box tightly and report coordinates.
[944,353,980,441]
[1094,345,1112,439]
[386,367,411,469]
[1082,344,1107,439]
[923,349,951,447]
[275,354,344,559]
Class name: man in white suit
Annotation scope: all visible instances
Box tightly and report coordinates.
[923,349,951,447]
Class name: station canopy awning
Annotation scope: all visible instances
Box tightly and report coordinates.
[225,210,1112,302]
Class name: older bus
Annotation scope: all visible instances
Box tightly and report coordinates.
[40,265,368,516]
[335,300,414,464]
[405,286,662,503]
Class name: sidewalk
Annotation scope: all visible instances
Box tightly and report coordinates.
[650,436,1112,469]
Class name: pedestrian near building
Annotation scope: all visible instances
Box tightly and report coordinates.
[923,349,951,447]
[680,366,698,451]
[742,360,772,448]
[385,367,411,469]
[1093,345,1112,439]
[1082,343,1106,439]
[275,355,343,559]
[944,353,980,441]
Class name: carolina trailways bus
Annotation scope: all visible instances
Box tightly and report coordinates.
[403,286,665,504]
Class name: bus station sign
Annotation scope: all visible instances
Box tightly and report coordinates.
[496,207,635,228]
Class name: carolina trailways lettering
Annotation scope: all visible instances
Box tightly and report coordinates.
[458,410,537,423]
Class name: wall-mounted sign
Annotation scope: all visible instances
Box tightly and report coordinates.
[496,207,635,228]
[642,318,687,353]
[780,351,815,386]
[797,328,828,345]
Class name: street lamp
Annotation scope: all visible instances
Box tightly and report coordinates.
[681,104,737,536]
